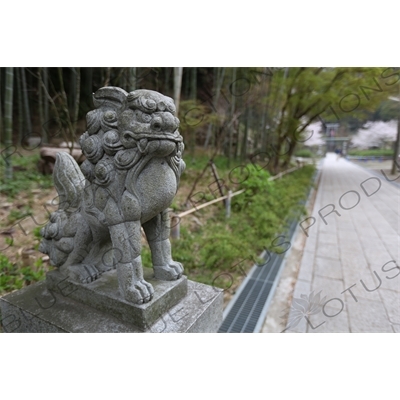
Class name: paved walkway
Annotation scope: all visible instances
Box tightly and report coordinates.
[285,153,400,333]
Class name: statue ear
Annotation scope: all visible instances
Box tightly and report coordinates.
[93,86,128,111]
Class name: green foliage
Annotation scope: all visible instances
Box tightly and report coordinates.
[21,263,45,285]
[182,154,230,173]
[33,226,42,240]
[263,67,397,167]
[170,164,315,287]
[0,253,47,295]
[370,99,400,122]
[33,226,43,250]
[347,149,393,156]
[0,254,46,295]
[294,149,314,158]
[0,153,53,198]
[7,206,33,223]
[4,236,13,247]
[233,163,272,193]
[0,254,24,293]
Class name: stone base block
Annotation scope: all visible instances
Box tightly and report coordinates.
[46,268,187,330]
[0,277,223,333]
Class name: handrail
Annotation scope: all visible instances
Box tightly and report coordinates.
[177,165,302,219]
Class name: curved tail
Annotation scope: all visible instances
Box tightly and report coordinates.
[53,152,85,212]
[39,152,87,267]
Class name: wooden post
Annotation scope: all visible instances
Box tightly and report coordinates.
[209,160,226,205]
[170,214,181,240]
[226,190,232,218]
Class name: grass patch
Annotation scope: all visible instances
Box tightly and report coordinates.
[347,149,394,157]
[0,253,47,294]
[294,149,314,158]
[0,151,53,198]
[143,164,316,289]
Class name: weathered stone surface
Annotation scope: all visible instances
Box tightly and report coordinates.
[39,87,186,305]
[0,279,223,333]
[46,268,187,330]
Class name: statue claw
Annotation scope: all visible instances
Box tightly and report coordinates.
[64,264,101,284]
[153,262,183,281]
[125,279,154,304]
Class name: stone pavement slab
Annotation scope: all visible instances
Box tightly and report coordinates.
[283,153,400,333]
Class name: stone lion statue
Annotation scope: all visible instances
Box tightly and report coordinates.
[39,87,185,304]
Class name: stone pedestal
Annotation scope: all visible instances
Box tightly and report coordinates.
[0,269,223,333]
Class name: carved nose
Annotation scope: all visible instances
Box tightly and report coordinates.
[151,116,163,131]
[161,113,179,132]
[150,113,179,133]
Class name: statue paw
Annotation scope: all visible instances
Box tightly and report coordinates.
[169,261,184,278]
[65,264,101,284]
[125,279,154,304]
[153,262,183,280]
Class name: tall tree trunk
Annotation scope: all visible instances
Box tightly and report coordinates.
[241,106,249,161]
[190,67,197,100]
[85,67,93,99]
[57,67,77,150]
[129,67,136,92]
[228,67,237,165]
[21,67,32,140]
[69,68,77,110]
[72,67,81,135]
[164,68,171,95]
[184,67,190,98]
[204,67,226,148]
[38,67,47,143]
[173,67,183,115]
[39,70,63,141]
[103,67,111,86]
[4,67,14,180]
[260,105,266,152]
[0,69,3,140]
[16,68,24,145]
[391,85,400,175]
[43,67,49,126]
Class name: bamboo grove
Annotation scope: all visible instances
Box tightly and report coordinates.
[1,67,399,179]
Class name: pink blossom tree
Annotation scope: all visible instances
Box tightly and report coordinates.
[303,121,325,147]
[351,120,397,149]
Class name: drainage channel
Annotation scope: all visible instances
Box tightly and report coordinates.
[218,219,297,333]
[218,162,322,333]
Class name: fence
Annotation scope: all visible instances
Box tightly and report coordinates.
[170,163,305,239]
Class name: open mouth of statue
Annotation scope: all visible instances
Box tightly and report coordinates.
[136,133,182,141]
[136,136,181,156]
[120,130,183,156]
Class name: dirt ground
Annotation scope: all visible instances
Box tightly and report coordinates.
[0,185,57,272]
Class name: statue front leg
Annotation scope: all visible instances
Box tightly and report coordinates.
[105,193,154,304]
[108,221,154,304]
[143,209,183,280]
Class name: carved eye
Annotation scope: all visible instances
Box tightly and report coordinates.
[104,111,117,122]
[139,96,157,112]
[157,101,166,111]
[146,99,156,110]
